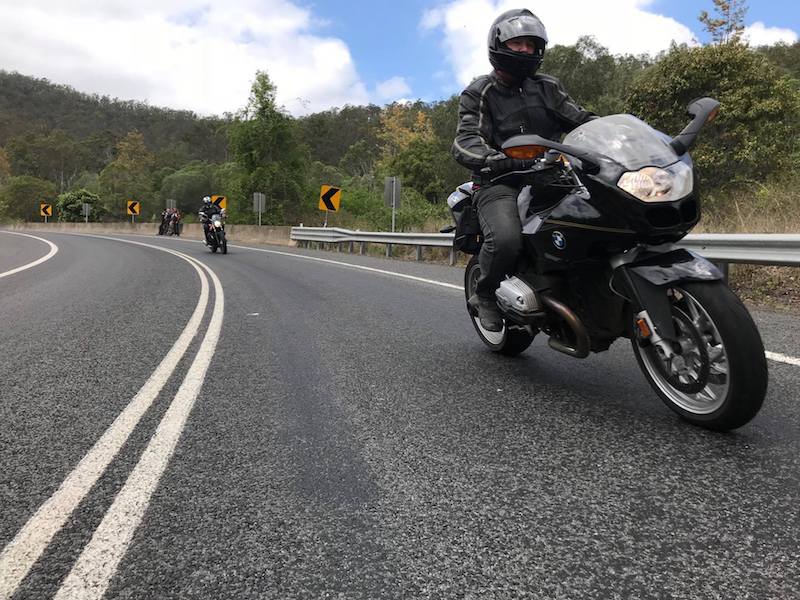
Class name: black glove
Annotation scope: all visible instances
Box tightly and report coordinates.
[482,157,532,176]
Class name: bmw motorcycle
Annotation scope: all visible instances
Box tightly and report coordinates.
[447,98,767,431]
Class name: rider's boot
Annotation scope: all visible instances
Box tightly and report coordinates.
[468,294,503,332]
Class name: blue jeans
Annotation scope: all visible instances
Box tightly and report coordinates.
[474,183,523,300]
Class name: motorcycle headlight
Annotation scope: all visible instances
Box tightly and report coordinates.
[213,219,222,227]
[617,162,693,202]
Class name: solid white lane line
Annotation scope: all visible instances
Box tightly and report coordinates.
[0,242,209,600]
[765,351,800,367]
[54,256,224,600]
[0,231,59,279]
[229,244,465,291]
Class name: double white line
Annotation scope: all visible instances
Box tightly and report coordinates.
[0,237,224,600]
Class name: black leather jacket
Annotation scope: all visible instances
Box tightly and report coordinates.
[452,71,595,182]
[198,203,221,223]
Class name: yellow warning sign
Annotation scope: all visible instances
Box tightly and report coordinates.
[211,195,227,210]
[127,200,140,215]
[319,185,341,211]
[40,203,52,217]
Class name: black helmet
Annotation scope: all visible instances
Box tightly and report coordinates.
[487,9,548,80]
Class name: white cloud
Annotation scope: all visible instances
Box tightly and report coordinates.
[743,22,799,46]
[421,0,696,88]
[0,0,393,116]
[374,76,412,102]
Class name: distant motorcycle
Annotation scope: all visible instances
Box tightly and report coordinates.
[200,209,227,254]
[446,97,768,431]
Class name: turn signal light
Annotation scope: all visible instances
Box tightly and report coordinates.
[636,318,651,338]
[505,145,547,160]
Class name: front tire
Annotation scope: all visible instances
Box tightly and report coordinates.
[464,255,534,356]
[221,233,227,254]
[631,281,768,431]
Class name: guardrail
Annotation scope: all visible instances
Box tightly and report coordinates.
[291,226,800,272]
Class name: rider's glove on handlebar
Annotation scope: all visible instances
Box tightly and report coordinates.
[482,157,533,176]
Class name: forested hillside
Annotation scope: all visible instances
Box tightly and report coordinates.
[2,3,800,233]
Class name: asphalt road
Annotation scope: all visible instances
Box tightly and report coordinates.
[1,230,799,599]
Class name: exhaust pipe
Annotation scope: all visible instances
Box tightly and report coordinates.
[540,293,591,358]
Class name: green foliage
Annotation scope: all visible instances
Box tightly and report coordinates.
[227,71,308,225]
[0,175,56,221]
[158,164,212,215]
[55,188,105,222]
[756,42,800,80]
[625,42,800,188]
[544,37,652,115]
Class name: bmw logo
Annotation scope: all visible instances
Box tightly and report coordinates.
[552,231,566,250]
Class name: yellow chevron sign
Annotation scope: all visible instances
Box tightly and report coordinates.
[319,185,341,211]
[40,203,52,217]
[127,200,140,215]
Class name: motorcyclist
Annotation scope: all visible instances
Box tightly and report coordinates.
[198,196,221,245]
[452,8,595,331]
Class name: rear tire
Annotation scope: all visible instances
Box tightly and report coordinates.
[631,281,768,431]
[464,255,534,356]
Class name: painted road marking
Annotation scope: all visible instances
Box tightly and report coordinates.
[765,351,800,367]
[53,252,224,600]
[0,231,59,279]
[0,238,215,600]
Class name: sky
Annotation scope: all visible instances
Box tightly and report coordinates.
[0,0,797,117]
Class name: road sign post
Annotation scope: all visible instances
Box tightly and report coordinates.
[81,202,91,223]
[127,200,140,223]
[253,192,265,226]
[384,176,401,232]
[319,185,341,228]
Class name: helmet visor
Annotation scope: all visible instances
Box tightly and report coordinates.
[496,15,548,45]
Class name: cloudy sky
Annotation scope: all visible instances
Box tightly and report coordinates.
[0,0,797,117]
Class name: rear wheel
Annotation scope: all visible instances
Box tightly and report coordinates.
[631,281,768,431]
[464,255,534,356]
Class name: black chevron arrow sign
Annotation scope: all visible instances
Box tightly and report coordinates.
[319,186,341,211]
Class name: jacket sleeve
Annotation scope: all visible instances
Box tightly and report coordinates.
[451,78,505,171]
[540,75,597,132]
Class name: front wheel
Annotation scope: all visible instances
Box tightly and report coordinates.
[464,255,534,356]
[631,281,768,431]
[221,232,227,254]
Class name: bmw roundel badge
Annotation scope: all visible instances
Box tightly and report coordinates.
[552,231,566,250]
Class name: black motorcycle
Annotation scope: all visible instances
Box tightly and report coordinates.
[200,210,227,254]
[447,98,767,431]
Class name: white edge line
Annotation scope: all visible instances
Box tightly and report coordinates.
[0,239,210,600]
[54,252,225,600]
[764,351,800,367]
[0,231,59,279]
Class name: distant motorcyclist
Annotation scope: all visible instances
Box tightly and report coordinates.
[198,196,221,245]
[452,8,595,331]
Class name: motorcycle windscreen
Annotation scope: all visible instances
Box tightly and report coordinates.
[563,114,679,171]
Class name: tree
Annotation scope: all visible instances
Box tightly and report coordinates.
[158,164,212,214]
[227,71,308,224]
[0,175,56,221]
[699,0,748,45]
[98,130,155,218]
[56,188,105,222]
[625,43,800,189]
[0,147,10,183]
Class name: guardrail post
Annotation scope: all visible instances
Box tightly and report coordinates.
[386,243,392,258]
[449,248,456,266]
[415,245,422,261]
[360,242,366,255]
[349,241,354,253]
[714,261,730,283]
